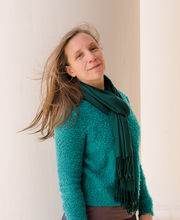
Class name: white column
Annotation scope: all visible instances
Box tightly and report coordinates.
[140,0,180,219]
[0,0,137,220]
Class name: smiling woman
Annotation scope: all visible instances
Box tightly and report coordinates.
[64,32,106,90]
[19,23,154,220]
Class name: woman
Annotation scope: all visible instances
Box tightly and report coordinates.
[20,23,154,220]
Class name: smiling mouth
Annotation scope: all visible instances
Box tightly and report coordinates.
[89,64,101,70]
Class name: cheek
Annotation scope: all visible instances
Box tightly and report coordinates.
[98,51,105,61]
[99,53,106,69]
[74,61,86,72]
[80,60,87,69]
[99,55,105,67]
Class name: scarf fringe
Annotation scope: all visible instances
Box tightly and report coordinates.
[114,156,139,215]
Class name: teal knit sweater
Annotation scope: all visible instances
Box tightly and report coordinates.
[54,90,154,220]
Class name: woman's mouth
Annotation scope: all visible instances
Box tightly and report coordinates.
[89,64,101,70]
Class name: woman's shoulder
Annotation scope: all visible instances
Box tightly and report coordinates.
[76,99,95,111]
[55,99,97,131]
[76,98,105,117]
[117,89,130,104]
[56,90,130,130]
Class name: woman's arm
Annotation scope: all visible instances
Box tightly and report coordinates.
[54,111,88,220]
[138,163,154,218]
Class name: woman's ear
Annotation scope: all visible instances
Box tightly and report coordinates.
[65,65,76,77]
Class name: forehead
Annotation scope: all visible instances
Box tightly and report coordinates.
[65,32,97,56]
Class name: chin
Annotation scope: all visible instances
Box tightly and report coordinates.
[91,72,104,80]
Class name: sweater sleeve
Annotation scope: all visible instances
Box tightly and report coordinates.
[54,111,88,220]
[138,163,154,217]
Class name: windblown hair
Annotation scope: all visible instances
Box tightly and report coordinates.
[18,23,102,141]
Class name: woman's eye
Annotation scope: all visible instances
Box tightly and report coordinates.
[76,53,82,59]
[90,47,97,51]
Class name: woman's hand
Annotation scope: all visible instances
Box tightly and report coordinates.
[139,214,153,220]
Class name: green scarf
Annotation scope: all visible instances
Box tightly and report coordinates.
[79,74,139,214]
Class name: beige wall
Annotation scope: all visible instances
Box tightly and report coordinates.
[114,0,140,122]
[140,1,180,219]
[0,0,140,220]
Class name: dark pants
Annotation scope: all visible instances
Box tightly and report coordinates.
[61,212,137,220]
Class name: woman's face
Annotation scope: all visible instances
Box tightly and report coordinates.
[65,32,106,89]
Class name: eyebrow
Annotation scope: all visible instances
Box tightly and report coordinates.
[73,42,97,57]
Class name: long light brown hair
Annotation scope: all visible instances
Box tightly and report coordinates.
[18,23,103,141]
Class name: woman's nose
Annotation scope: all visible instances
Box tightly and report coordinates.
[87,51,96,62]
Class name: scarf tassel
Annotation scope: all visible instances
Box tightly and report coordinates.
[114,156,139,215]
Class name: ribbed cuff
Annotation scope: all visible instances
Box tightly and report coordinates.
[138,198,154,218]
